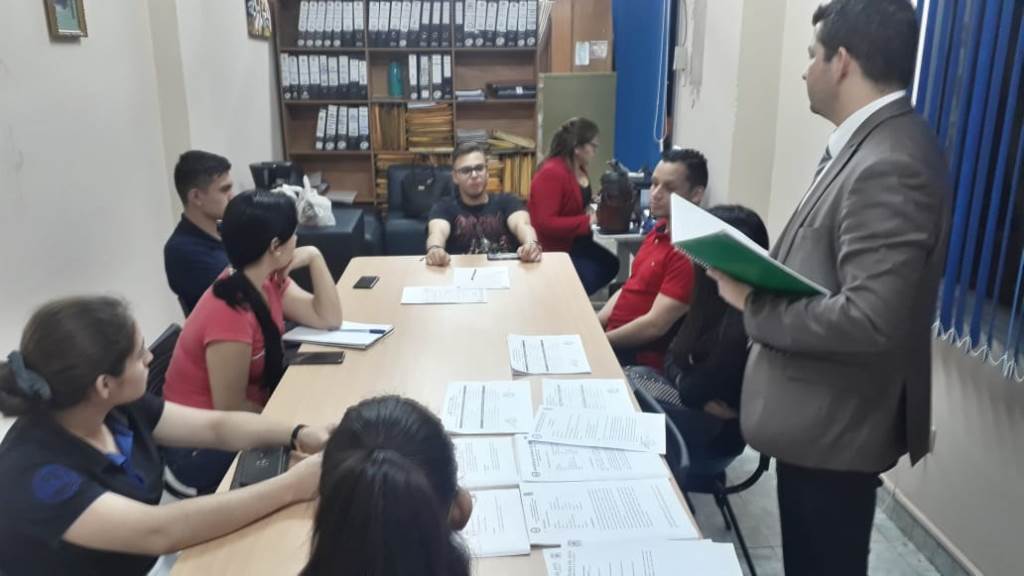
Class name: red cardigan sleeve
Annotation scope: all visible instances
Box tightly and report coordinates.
[528,160,591,251]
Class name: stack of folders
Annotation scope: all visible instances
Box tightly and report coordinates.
[279,53,367,101]
[454,88,486,102]
[454,0,538,47]
[455,128,489,145]
[438,378,737,569]
[296,1,366,47]
[404,53,453,100]
[368,1,452,48]
[314,105,371,151]
[370,104,407,151]
[496,151,535,198]
[406,102,454,152]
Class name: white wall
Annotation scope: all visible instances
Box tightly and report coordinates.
[175,0,284,194]
[0,1,181,352]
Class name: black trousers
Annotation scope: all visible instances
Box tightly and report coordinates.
[776,461,882,576]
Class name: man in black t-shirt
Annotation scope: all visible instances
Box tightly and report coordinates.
[424,143,543,266]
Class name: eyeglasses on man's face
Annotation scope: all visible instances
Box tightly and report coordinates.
[455,164,487,177]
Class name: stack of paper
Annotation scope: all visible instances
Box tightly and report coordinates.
[507,335,592,375]
[520,478,699,545]
[456,128,490,145]
[514,435,668,483]
[455,88,486,101]
[282,321,394,350]
[530,406,667,454]
[543,540,743,576]
[406,102,454,152]
[453,267,511,290]
[540,379,634,412]
[461,488,531,558]
[454,436,519,489]
[401,286,487,304]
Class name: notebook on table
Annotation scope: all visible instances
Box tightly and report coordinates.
[283,321,395,350]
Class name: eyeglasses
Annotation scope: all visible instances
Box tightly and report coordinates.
[455,164,487,177]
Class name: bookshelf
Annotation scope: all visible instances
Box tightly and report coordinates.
[272,1,543,211]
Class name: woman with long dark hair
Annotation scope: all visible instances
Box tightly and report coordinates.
[528,117,619,295]
[628,205,770,470]
[302,395,472,576]
[0,296,327,576]
[163,190,342,493]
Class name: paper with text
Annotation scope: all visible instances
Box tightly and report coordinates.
[543,539,743,576]
[541,379,633,412]
[454,436,519,489]
[453,267,511,289]
[530,406,666,454]
[442,381,533,434]
[462,488,531,557]
[515,435,668,482]
[508,335,591,375]
[520,479,698,545]
[282,321,393,349]
[401,286,487,304]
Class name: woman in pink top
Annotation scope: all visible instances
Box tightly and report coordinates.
[163,190,342,493]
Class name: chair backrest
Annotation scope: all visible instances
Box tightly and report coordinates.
[146,324,182,397]
[631,382,690,479]
[386,163,453,217]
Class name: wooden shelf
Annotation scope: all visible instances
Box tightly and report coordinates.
[367,46,453,53]
[372,98,454,104]
[284,99,370,106]
[455,99,536,105]
[280,46,366,53]
[454,47,538,53]
[290,150,373,157]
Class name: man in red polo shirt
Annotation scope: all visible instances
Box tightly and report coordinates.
[597,148,708,370]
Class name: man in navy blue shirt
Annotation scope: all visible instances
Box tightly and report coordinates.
[164,150,234,314]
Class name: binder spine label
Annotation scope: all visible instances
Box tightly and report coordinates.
[408,53,419,99]
[325,105,339,150]
[298,55,311,99]
[431,54,443,99]
[279,54,291,99]
[337,106,349,149]
[359,106,370,149]
[298,1,310,46]
[315,107,328,150]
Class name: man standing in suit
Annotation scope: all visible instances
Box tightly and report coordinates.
[709,1,951,574]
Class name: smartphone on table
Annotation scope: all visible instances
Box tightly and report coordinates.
[290,351,346,365]
[353,275,380,289]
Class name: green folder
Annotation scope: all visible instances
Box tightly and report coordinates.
[671,196,829,297]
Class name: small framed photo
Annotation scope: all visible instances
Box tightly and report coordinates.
[44,0,88,39]
[246,0,273,40]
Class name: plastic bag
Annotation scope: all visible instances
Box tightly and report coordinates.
[272,176,335,227]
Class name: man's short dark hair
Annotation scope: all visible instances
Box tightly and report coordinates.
[661,148,708,189]
[173,150,231,204]
[452,142,487,165]
[812,0,919,89]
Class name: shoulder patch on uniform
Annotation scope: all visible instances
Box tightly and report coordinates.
[31,464,83,504]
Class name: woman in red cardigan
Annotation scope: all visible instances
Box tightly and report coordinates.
[528,117,619,294]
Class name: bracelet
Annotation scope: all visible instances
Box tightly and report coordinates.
[289,424,307,451]
[426,245,445,253]
[524,240,542,249]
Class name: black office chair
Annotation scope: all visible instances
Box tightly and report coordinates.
[630,384,690,491]
[628,370,769,576]
[145,324,199,499]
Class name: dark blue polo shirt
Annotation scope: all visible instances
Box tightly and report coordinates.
[0,394,166,575]
[164,215,229,315]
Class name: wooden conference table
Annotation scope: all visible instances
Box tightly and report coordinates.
[172,253,700,575]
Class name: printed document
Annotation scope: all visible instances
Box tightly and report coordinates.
[508,334,591,375]
[515,435,668,482]
[455,436,519,489]
[530,406,666,454]
[543,539,742,576]
[401,286,487,304]
[462,488,531,557]
[541,379,634,412]
[442,381,533,434]
[520,479,698,545]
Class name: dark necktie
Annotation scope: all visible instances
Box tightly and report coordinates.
[813,145,833,183]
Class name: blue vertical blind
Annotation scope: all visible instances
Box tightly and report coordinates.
[917,0,1024,381]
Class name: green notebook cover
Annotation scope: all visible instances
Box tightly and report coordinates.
[677,231,828,297]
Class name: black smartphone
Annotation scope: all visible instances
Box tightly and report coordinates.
[230,446,288,489]
[353,275,380,289]
[291,351,346,365]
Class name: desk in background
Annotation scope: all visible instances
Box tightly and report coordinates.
[172,253,699,576]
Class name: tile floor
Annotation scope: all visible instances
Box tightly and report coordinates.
[687,449,944,576]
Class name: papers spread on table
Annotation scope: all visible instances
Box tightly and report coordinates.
[541,379,634,412]
[442,381,534,434]
[514,435,668,482]
[530,406,666,454]
[508,335,592,375]
[454,436,519,489]
[461,488,531,558]
[520,479,699,545]
[453,267,511,290]
[401,286,487,304]
[542,539,743,576]
[282,321,394,350]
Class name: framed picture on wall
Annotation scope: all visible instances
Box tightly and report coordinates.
[246,0,273,39]
[44,0,88,39]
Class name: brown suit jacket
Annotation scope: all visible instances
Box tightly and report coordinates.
[740,98,952,472]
